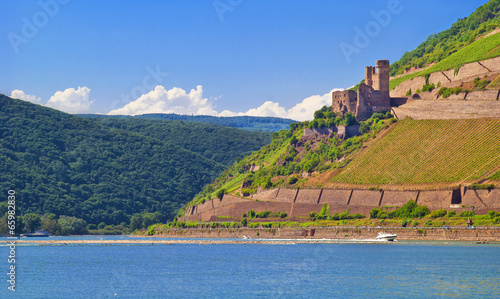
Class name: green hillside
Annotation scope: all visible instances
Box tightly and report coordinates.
[390,30,500,89]
[86,117,271,167]
[331,119,500,185]
[0,94,271,234]
[390,0,500,76]
[184,108,395,211]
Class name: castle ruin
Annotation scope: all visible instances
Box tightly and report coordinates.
[332,60,392,120]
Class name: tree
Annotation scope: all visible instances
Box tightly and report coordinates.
[23,213,41,232]
[130,214,144,230]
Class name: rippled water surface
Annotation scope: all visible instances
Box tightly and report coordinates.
[2,237,499,298]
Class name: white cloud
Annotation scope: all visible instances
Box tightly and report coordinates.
[220,88,343,121]
[46,86,94,114]
[10,90,42,104]
[108,85,343,121]
[108,85,217,116]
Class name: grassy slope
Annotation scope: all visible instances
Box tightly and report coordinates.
[331,119,500,186]
[390,32,500,90]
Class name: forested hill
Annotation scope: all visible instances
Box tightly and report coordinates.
[390,0,500,76]
[80,113,295,132]
[0,94,272,233]
[87,118,271,167]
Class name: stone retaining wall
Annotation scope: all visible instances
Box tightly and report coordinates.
[181,187,500,222]
[295,189,322,204]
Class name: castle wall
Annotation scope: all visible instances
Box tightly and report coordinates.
[332,90,357,115]
[303,127,336,137]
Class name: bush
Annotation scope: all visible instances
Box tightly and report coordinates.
[430,209,447,218]
[425,220,433,227]
[288,176,299,185]
[241,188,251,197]
[411,220,419,227]
[401,220,409,227]
[216,188,226,199]
[459,211,473,217]
[279,212,287,219]
[488,210,500,218]
[447,210,456,217]
[309,212,317,218]
[255,211,271,219]
[494,217,500,224]
[248,210,256,219]
[469,183,494,190]
[248,223,259,228]
[370,208,381,219]
[319,204,330,218]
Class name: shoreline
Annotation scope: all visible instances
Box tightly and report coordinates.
[145,226,500,242]
[2,227,499,244]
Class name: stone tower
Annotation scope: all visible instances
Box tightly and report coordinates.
[374,59,390,99]
[364,66,374,87]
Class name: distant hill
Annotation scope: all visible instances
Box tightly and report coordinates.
[88,117,272,167]
[0,94,272,233]
[80,113,295,132]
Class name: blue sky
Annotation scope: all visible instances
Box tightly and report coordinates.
[0,0,490,120]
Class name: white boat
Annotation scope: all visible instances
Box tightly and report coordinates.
[242,235,250,239]
[375,232,397,241]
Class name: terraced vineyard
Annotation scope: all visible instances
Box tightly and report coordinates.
[389,32,500,90]
[331,119,500,185]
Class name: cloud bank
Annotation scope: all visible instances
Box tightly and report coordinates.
[10,85,342,121]
[107,85,217,116]
[108,85,342,121]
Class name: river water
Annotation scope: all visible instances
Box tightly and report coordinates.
[2,236,499,298]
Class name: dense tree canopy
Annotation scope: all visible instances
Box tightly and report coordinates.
[0,94,272,231]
